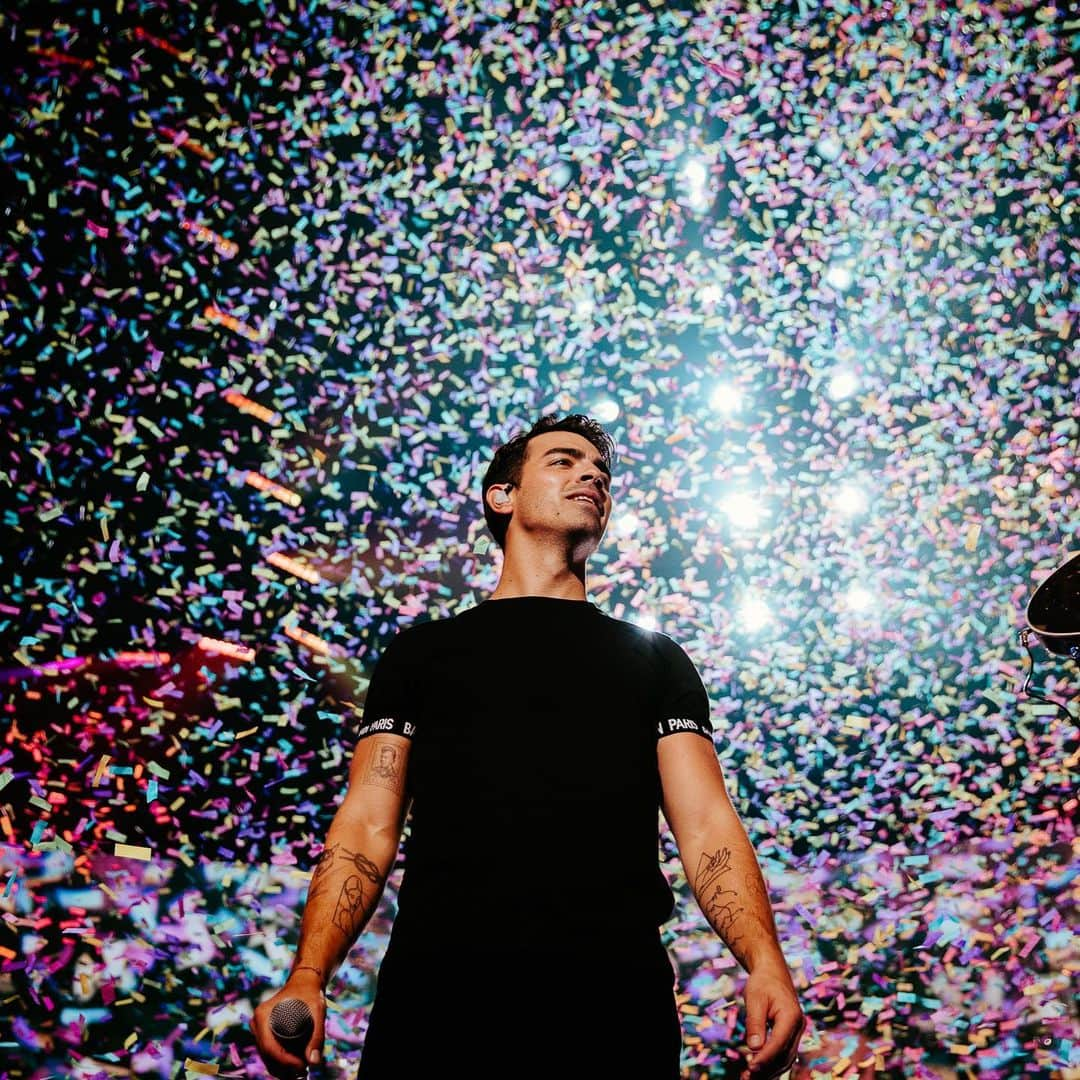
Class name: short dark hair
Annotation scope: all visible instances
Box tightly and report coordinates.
[480,413,618,552]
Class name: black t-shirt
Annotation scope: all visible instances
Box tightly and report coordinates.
[355,595,713,952]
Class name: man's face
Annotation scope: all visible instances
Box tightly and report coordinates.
[491,431,613,551]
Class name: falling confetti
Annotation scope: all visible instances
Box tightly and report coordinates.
[0,1,1076,1077]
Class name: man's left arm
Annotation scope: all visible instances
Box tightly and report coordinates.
[659,731,806,1080]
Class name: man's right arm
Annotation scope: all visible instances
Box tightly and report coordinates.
[252,659,415,1078]
[288,732,413,990]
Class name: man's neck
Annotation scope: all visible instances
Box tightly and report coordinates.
[488,532,594,601]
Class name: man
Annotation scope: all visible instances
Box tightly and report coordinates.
[252,413,805,1079]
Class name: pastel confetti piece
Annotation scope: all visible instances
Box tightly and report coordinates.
[183,1061,220,1076]
[113,844,153,861]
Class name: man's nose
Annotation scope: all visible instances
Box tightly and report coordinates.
[578,470,607,494]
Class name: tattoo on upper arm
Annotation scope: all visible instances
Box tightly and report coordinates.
[696,846,746,947]
[361,738,405,793]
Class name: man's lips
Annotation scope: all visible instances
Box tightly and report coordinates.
[568,493,601,512]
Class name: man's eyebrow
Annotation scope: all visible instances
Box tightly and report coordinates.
[541,446,611,479]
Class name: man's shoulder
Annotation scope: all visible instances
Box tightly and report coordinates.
[594,608,680,648]
[600,615,707,684]
[388,604,480,648]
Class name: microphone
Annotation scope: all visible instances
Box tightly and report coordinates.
[269,997,314,1056]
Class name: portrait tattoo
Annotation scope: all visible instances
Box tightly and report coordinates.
[362,739,404,793]
[332,850,383,939]
[696,846,746,947]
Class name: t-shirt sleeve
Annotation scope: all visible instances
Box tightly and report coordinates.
[355,632,417,743]
[654,634,714,742]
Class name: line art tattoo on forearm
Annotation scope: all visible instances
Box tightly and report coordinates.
[332,849,384,938]
[304,843,386,941]
[305,842,340,909]
[696,846,746,948]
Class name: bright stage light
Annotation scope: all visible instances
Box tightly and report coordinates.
[709,381,743,414]
[828,368,859,400]
[845,584,875,612]
[687,186,712,211]
[825,263,853,291]
[738,593,772,631]
[612,511,642,538]
[698,283,725,305]
[590,398,620,423]
[720,491,767,529]
[832,482,869,516]
[635,610,660,632]
[574,295,595,318]
[816,133,843,161]
[683,159,708,187]
[680,158,711,210]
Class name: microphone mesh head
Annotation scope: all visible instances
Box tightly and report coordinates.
[270,997,314,1042]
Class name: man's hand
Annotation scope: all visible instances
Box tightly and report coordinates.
[739,959,806,1080]
[251,971,326,1079]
